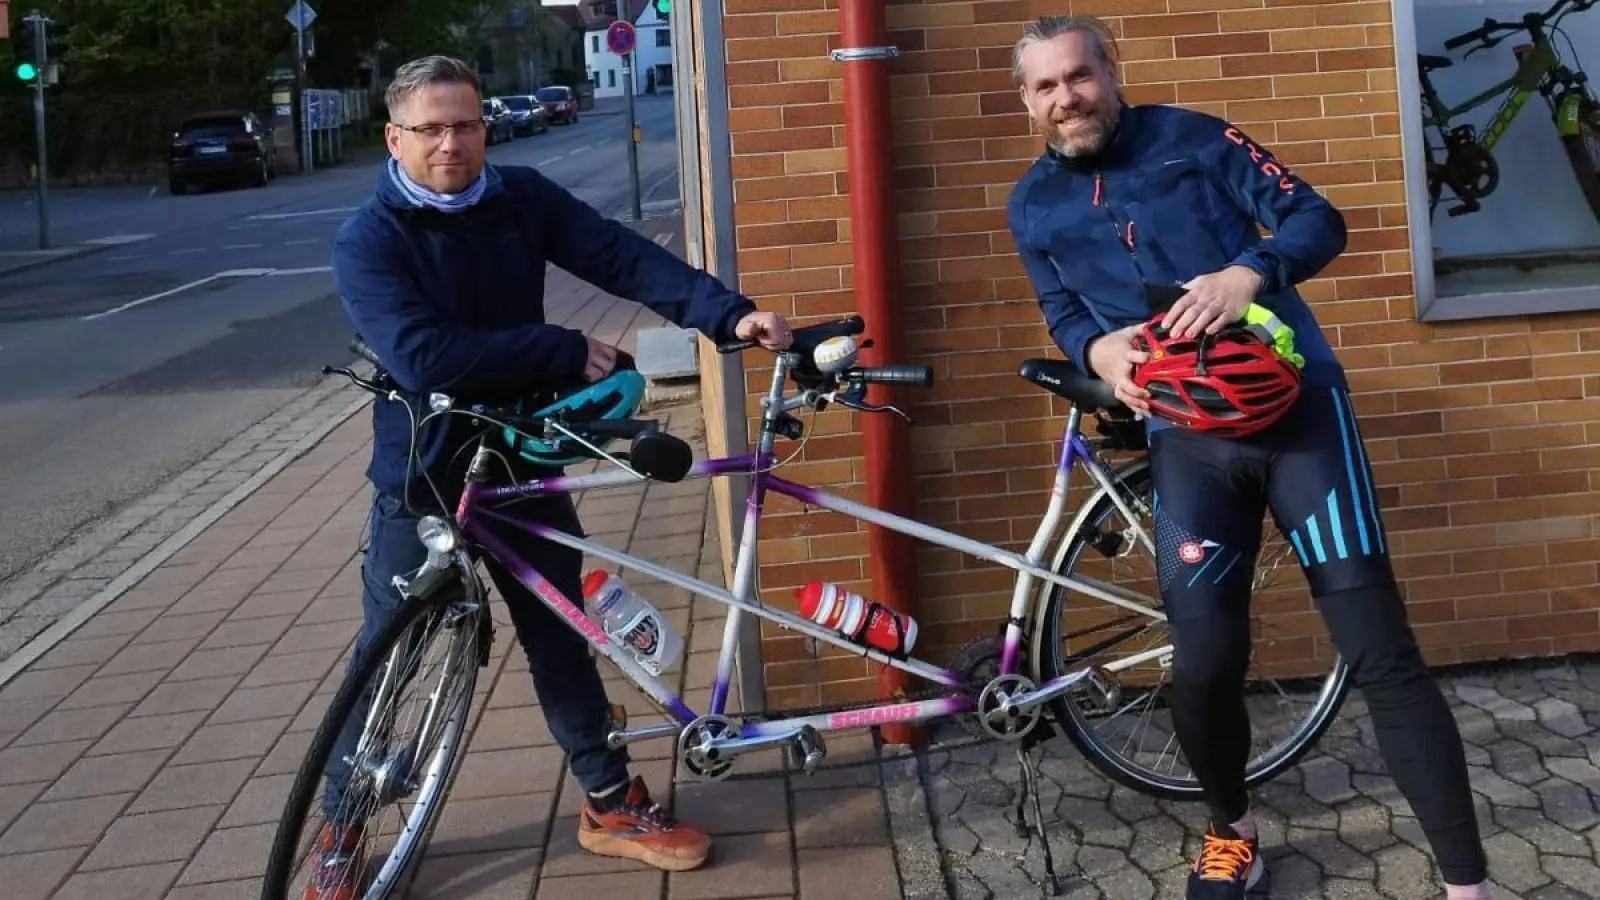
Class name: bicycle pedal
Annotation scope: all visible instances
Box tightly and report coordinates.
[786,725,827,775]
[607,703,627,731]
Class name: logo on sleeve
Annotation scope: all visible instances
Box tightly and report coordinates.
[1223,127,1296,194]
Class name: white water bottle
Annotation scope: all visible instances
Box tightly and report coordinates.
[581,570,682,677]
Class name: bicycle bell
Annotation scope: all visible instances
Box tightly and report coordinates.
[813,335,859,374]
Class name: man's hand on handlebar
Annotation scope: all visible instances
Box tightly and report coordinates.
[734,310,793,351]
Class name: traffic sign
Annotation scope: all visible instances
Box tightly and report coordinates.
[284,0,317,32]
[606,20,636,56]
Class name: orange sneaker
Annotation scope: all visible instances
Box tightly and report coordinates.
[303,823,364,900]
[577,776,711,872]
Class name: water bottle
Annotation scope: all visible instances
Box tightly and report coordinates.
[795,580,919,659]
[581,570,682,677]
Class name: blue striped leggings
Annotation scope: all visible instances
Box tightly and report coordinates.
[1149,386,1487,886]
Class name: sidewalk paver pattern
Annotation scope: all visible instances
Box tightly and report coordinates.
[0,217,1595,900]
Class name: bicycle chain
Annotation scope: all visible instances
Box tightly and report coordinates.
[667,637,1065,782]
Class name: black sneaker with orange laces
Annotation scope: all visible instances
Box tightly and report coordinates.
[1186,823,1263,899]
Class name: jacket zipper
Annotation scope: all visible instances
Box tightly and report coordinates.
[1092,172,1150,286]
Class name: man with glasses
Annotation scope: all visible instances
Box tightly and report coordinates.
[308,55,792,900]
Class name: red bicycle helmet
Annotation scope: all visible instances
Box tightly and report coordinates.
[1129,314,1300,438]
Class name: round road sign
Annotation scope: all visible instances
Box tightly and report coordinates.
[606,20,636,55]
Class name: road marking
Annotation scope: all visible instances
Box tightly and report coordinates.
[247,206,361,221]
[83,233,155,246]
[226,224,261,231]
[283,238,318,246]
[107,253,150,261]
[81,266,330,321]
[538,156,561,166]
[147,186,158,198]
[224,243,262,250]
[653,233,671,247]
[171,248,206,255]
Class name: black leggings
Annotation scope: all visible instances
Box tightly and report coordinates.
[1150,385,1487,886]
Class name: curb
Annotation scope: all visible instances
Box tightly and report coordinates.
[0,389,372,689]
[0,244,112,278]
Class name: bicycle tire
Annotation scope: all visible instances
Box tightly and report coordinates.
[1560,111,1600,223]
[1029,457,1352,801]
[259,594,483,900]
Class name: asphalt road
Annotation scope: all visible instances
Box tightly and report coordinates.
[0,95,684,589]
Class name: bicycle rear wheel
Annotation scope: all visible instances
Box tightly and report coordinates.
[259,586,488,900]
[1030,457,1351,801]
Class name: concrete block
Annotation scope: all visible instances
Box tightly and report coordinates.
[634,326,699,381]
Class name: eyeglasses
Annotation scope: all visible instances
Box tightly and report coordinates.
[394,120,487,140]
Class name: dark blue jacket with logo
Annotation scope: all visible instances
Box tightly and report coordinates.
[1007,102,1349,391]
[331,163,756,499]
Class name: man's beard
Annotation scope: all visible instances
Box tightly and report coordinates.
[1041,100,1120,159]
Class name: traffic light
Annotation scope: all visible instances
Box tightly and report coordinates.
[653,0,669,18]
[13,18,38,81]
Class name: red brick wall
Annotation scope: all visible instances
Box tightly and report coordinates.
[710,0,1600,709]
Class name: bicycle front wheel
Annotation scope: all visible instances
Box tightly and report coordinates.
[1030,457,1351,801]
[260,588,487,900]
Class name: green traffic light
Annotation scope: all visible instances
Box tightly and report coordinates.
[15,62,38,80]
[655,0,669,12]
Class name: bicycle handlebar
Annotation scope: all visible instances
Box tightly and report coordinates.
[1443,0,1592,49]
[324,337,661,442]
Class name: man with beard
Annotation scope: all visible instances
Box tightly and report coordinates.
[1005,15,1492,900]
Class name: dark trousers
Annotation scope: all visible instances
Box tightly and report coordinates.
[1149,386,1487,886]
[321,488,631,822]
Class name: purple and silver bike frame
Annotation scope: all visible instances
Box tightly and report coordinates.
[451,354,1165,742]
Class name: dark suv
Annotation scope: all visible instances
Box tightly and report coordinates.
[168,110,276,195]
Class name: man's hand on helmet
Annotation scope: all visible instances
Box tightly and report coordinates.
[1087,325,1152,419]
[1163,265,1263,339]
[583,337,618,382]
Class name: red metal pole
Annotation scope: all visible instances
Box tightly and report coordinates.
[835,0,926,749]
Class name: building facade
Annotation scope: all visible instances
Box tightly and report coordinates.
[667,0,1600,713]
[585,0,676,97]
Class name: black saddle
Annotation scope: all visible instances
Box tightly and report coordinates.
[1419,54,1453,72]
[1017,358,1125,413]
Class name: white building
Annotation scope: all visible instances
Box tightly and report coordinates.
[582,0,674,99]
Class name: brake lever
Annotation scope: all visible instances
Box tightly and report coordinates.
[832,385,912,423]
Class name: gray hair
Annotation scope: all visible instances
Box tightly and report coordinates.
[385,55,481,119]
[1012,15,1120,85]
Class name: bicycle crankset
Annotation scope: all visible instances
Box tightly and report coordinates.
[1437,126,1500,216]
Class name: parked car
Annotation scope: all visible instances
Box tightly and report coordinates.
[496,95,550,136]
[481,97,515,144]
[535,85,579,125]
[167,110,276,195]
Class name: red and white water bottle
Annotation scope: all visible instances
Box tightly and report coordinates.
[795,580,918,658]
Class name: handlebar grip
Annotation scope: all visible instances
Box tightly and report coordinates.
[580,418,661,439]
[1442,31,1478,49]
[350,335,383,368]
[851,365,935,387]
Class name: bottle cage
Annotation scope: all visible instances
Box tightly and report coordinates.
[501,368,647,467]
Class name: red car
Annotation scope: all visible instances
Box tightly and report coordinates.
[536,85,579,125]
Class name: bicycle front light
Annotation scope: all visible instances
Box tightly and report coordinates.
[417,515,458,554]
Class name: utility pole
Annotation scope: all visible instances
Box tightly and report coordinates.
[624,54,640,221]
[16,8,52,249]
[604,19,642,221]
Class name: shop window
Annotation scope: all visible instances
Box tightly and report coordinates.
[1392,0,1600,321]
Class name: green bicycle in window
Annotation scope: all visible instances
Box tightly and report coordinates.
[1418,0,1600,219]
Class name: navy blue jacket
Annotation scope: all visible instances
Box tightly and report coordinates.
[1007,102,1349,391]
[332,162,756,500]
